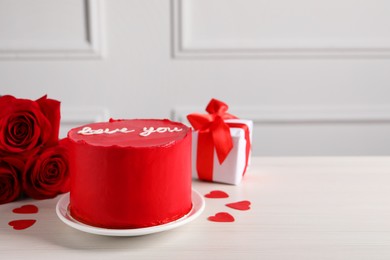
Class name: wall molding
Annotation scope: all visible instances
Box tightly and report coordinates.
[0,0,104,60]
[172,0,390,59]
[171,105,390,125]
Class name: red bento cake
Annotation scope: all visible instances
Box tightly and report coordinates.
[67,119,192,229]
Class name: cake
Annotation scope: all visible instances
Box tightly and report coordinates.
[67,118,192,229]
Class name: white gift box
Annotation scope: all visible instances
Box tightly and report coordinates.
[191,119,253,185]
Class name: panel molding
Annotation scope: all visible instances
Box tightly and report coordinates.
[172,0,390,59]
[0,0,103,60]
[171,105,390,125]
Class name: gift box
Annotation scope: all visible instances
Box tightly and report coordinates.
[187,99,253,185]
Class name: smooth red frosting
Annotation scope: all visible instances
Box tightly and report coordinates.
[67,119,192,229]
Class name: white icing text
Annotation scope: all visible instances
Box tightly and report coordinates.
[139,127,183,137]
[77,126,135,135]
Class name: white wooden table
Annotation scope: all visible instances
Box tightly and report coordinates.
[1,157,390,260]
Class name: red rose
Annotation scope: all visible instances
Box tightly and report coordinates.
[0,95,60,155]
[0,156,24,204]
[22,140,70,200]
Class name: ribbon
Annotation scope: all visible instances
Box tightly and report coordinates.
[205,98,237,120]
[187,99,251,181]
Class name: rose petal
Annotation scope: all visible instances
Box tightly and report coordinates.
[36,95,61,146]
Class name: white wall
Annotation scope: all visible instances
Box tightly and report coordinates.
[1,0,390,156]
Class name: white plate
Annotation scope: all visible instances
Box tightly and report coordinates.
[56,189,205,236]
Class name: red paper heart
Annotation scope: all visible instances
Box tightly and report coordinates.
[226,200,251,211]
[204,190,229,199]
[8,220,37,230]
[208,212,235,222]
[12,204,39,214]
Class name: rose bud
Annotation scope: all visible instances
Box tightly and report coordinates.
[0,95,60,155]
[22,141,69,200]
[0,156,24,204]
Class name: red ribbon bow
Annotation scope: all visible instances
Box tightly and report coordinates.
[187,99,238,181]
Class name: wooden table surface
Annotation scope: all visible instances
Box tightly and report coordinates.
[1,157,390,260]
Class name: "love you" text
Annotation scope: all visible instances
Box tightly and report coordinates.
[77,126,183,137]
[139,127,183,137]
[77,127,135,135]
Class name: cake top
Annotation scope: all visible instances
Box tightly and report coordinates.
[67,119,190,148]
